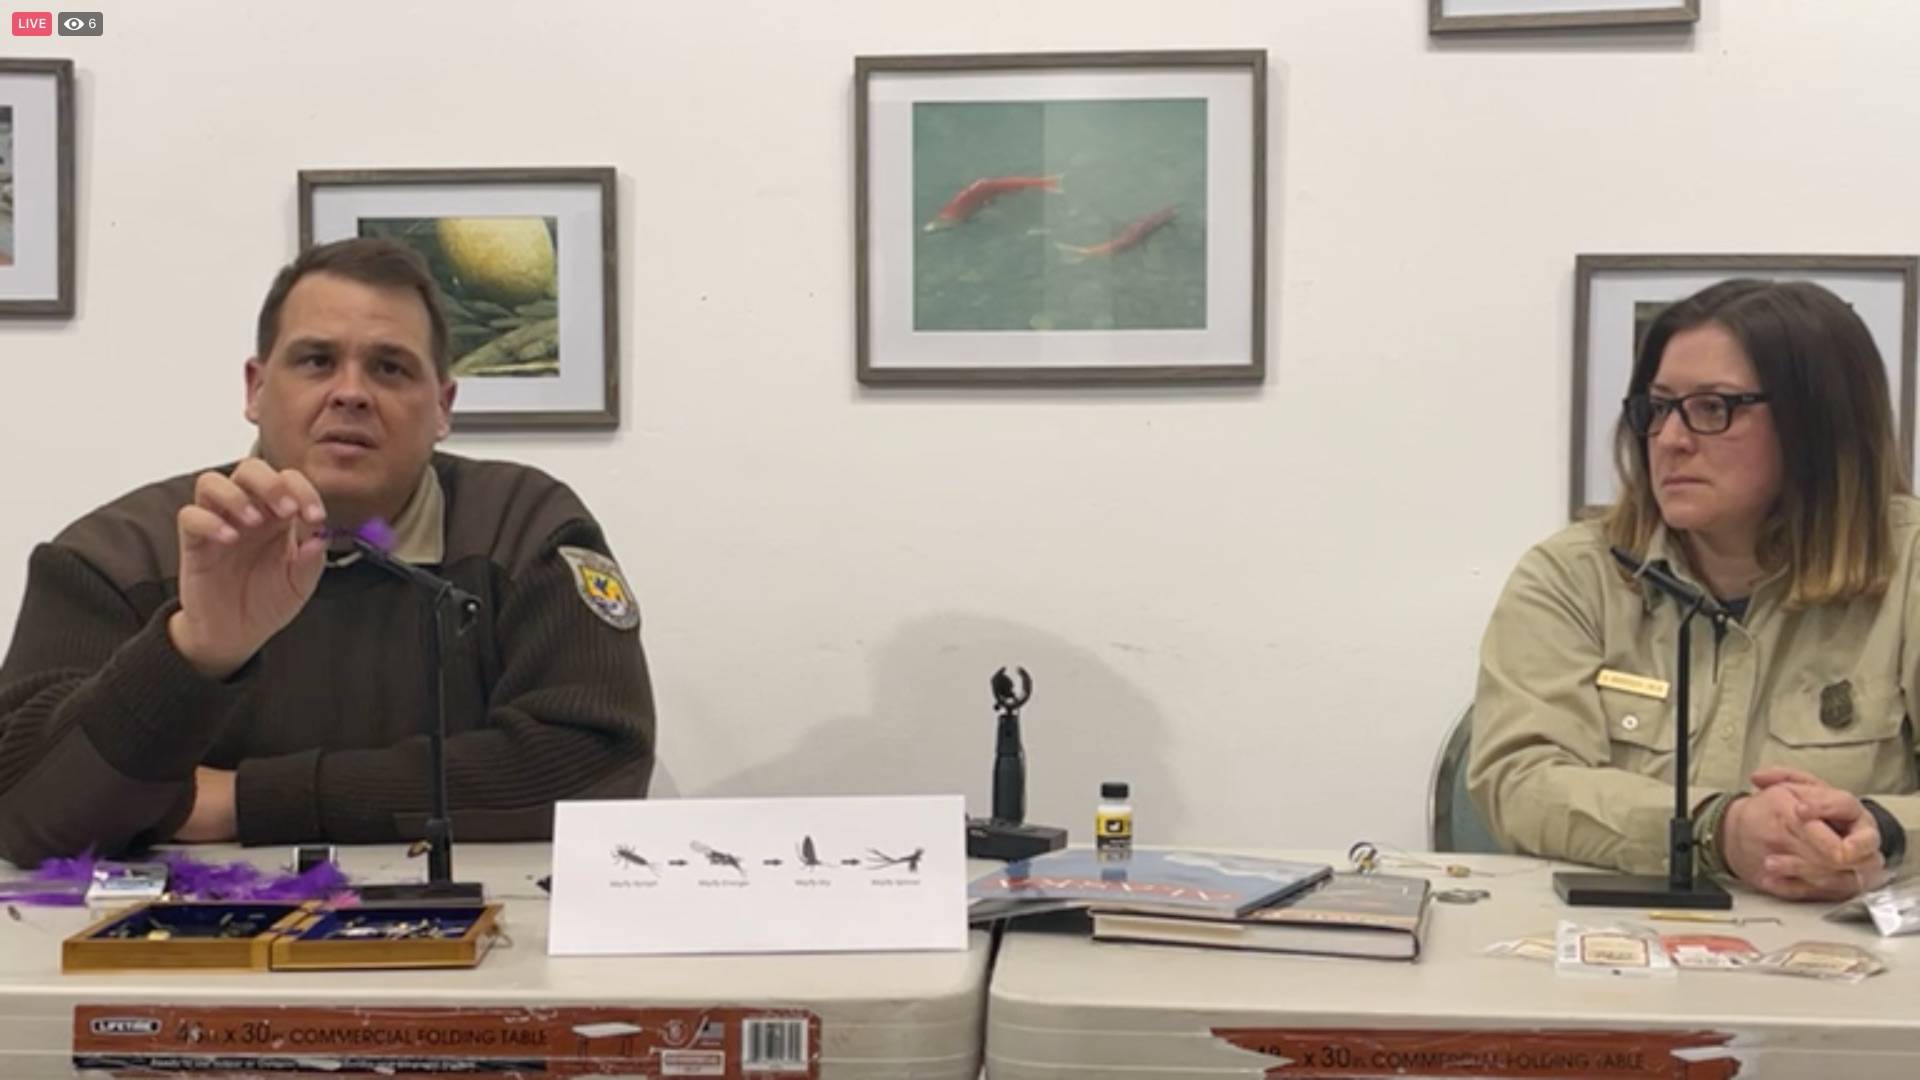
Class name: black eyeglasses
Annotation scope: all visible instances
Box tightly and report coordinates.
[1623,391,1771,437]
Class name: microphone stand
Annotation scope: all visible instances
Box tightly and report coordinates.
[1553,547,1731,910]
[350,537,486,903]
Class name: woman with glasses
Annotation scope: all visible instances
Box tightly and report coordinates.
[1470,278,1913,901]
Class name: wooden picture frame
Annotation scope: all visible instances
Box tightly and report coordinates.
[855,50,1266,386]
[1571,253,1919,517]
[1429,0,1699,34]
[0,58,76,318]
[299,167,620,431]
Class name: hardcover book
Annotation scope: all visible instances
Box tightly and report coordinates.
[1090,872,1432,960]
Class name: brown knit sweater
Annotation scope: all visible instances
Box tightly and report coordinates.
[0,453,655,866]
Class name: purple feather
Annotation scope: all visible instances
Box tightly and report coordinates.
[356,518,397,552]
[0,850,351,907]
[36,852,99,883]
[0,852,97,905]
[319,518,395,552]
[250,860,351,901]
[158,851,351,902]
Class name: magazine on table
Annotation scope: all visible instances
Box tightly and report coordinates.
[968,849,1332,923]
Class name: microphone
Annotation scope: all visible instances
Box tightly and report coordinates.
[1609,547,1707,615]
[1553,545,1730,910]
[348,534,480,618]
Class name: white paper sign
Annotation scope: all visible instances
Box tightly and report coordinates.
[548,795,968,956]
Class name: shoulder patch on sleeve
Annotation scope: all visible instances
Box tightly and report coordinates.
[558,545,640,631]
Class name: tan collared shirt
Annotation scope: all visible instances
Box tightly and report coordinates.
[246,442,444,567]
[323,465,445,568]
[1470,497,1920,874]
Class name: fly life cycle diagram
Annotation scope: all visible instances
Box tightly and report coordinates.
[607,835,929,889]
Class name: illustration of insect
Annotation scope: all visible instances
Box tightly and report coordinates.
[611,844,659,876]
[797,835,828,870]
[691,842,747,876]
[866,847,926,873]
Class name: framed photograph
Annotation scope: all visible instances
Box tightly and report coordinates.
[0,59,75,318]
[299,167,619,430]
[855,50,1266,386]
[1572,254,1919,517]
[1430,0,1699,33]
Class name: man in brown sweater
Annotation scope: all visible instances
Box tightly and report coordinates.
[0,238,655,865]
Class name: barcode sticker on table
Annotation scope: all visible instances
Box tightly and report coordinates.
[742,1016,807,1071]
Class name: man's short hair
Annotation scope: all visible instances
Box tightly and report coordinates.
[255,237,452,379]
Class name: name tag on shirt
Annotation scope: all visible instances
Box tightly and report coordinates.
[1597,668,1670,701]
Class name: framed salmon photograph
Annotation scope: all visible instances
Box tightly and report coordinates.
[298,167,619,430]
[1429,0,1699,33]
[855,50,1266,386]
[1571,253,1918,517]
[0,59,76,318]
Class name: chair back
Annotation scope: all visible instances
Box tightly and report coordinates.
[1429,704,1501,853]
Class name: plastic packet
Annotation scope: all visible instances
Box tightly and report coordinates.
[1483,933,1556,962]
[1823,875,1920,935]
[1555,920,1674,977]
[86,862,169,906]
[1859,878,1920,937]
[1749,940,1886,983]
[1820,894,1872,925]
[1661,933,1759,971]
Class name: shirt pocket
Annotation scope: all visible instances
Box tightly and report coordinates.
[1763,680,1910,793]
[1599,686,1678,771]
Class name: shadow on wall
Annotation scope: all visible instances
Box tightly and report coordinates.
[703,612,1185,844]
[648,759,681,799]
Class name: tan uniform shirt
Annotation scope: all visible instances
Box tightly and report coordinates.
[1470,497,1920,874]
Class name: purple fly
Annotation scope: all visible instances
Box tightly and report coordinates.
[322,517,396,551]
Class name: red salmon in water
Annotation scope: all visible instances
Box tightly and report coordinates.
[924,175,1063,231]
[1059,205,1177,258]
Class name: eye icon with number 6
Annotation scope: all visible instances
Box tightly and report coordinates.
[57,11,102,35]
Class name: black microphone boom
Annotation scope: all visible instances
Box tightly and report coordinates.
[1552,547,1730,910]
[1610,547,1707,612]
[350,537,475,603]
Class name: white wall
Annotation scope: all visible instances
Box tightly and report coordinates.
[3,0,1914,852]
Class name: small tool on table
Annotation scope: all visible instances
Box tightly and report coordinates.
[1647,909,1782,927]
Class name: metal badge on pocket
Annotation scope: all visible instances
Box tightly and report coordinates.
[1820,680,1856,730]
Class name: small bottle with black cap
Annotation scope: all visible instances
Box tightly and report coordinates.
[1095,781,1133,858]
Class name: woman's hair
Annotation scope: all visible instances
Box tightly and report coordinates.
[1604,278,1908,605]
